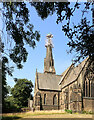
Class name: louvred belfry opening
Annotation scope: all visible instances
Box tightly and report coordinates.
[44,34,56,74]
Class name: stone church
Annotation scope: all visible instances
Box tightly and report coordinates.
[33,34,94,112]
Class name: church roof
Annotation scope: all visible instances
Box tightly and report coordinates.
[60,57,89,89]
[59,63,74,85]
[37,73,62,91]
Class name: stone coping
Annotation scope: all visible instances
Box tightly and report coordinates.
[83,97,94,100]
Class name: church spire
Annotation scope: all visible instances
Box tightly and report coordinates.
[44,34,56,74]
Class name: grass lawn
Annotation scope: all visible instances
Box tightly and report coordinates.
[2,110,93,120]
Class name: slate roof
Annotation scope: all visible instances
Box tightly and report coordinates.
[37,73,62,91]
[59,57,89,88]
[36,57,89,91]
[59,64,74,85]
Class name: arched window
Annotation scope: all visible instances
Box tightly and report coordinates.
[44,94,46,105]
[53,94,57,105]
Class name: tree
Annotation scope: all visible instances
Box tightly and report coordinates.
[4,95,17,113]
[2,57,11,112]
[31,2,94,62]
[11,79,33,107]
[1,2,40,69]
[1,2,40,112]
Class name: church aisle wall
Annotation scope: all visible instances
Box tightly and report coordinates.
[38,90,60,110]
[83,97,94,112]
[60,80,82,112]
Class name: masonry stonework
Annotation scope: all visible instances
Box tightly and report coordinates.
[34,90,60,110]
[83,97,94,112]
[33,34,94,112]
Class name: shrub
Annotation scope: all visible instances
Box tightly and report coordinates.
[82,110,93,114]
[65,109,72,114]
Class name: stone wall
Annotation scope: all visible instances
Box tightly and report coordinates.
[60,81,82,112]
[83,97,94,112]
[42,105,58,110]
[34,90,60,110]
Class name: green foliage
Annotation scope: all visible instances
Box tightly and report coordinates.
[2,2,40,69]
[82,110,93,114]
[1,2,40,112]
[65,109,72,114]
[4,95,21,113]
[31,2,77,22]
[11,79,33,107]
[63,17,94,62]
[6,85,12,95]
[5,96,15,105]
[2,57,13,112]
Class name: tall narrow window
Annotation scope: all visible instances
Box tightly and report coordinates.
[44,94,46,105]
[91,81,94,97]
[53,94,57,105]
[83,80,85,97]
[86,81,88,97]
[89,80,90,97]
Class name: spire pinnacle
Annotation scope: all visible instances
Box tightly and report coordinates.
[45,33,54,48]
[36,68,37,73]
[44,34,56,74]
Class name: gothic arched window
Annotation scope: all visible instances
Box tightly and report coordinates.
[53,94,57,105]
[44,94,46,105]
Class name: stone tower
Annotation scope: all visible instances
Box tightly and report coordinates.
[44,34,56,74]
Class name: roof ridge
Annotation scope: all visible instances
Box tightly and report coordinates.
[37,72,62,76]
